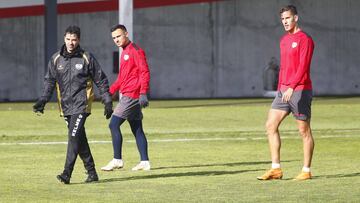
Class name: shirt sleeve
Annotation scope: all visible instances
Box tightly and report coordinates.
[288,37,314,89]
[135,49,150,94]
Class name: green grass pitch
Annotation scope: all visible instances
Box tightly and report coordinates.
[0,97,359,202]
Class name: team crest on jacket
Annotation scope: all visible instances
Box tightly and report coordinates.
[75,64,83,70]
[124,54,129,61]
[292,42,298,48]
[57,65,64,70]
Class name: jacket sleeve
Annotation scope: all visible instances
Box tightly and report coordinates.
[135,49,150,94]
[40,58,57,102]
[88,54,112,104]
[288,37,314,89]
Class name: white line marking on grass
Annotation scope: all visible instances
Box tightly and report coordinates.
[0,141,111,146]
[0,134,358,146]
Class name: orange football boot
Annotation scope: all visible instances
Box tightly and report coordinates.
[294,171,312,180]
[257,168,283,180]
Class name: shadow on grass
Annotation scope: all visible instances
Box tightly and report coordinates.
[313,172,360,179]
[70,160,298,185]
[150,160,296,170]
[92,169,264,184]
[272,172,360,181]
[71,171,360,185]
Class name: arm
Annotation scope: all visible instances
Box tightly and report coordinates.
[136,49,150,94]
[135,49,150,107]
[42,59,57,101]
[88,54,113,118]
[33,58,57,113]
[88,54,112,104]
[288,37,314,89]
[109,71,121,95]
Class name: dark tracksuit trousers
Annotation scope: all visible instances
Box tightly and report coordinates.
[109,116,149,161]
[63,113,96,177]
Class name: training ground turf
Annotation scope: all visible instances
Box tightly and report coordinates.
[0,97,359,202]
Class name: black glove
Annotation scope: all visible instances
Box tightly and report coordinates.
[111,91,119,101]
[139,94,149,108]
[33,99,46,114]
[104,102,113,119]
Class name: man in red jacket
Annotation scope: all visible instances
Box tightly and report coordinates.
[257,5,315,181]
[101,24,151,171]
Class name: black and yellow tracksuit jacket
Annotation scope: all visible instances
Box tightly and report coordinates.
[40,45,111,116]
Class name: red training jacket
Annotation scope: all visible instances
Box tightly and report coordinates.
[110,42,150,99]
[278,30,314,91]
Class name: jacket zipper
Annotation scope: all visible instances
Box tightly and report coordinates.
[69,58,73,113]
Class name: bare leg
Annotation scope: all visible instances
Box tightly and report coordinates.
[265,109,288,164]
[296,119,314,168]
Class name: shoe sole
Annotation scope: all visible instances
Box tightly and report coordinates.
[56,175,70,184]
[257,176,283,180]
[101,166,124,171]
[132,168,151,171]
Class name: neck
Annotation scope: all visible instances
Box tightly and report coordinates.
[288,26,300,34]
[122,40,131,49]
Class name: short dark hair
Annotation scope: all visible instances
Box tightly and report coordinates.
[110,24,127,32]
[279,5,298,15]
[64,25,81,39]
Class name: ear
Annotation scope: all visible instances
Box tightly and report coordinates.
[294,15,299,22]
[125,31,129,38]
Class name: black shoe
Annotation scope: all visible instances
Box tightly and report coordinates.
[57,173,70,184]
[85,173,99,183]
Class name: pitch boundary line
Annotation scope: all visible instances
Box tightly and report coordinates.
[0,134,358,146]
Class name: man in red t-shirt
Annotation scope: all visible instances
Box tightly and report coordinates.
[257,5,315,181]
[101,24,151,171]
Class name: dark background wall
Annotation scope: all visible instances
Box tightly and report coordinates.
[0,0,359,101]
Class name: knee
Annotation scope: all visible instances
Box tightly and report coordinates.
[130,127,137,135]
[129,121,142,135]
[109,120,118,131]
[265,120,278,135]
[130,125,141,135]
[298,127,311,138]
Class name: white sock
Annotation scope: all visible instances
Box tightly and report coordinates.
[113,158,122,163]
[302,166,311,172]
[271,163,281,169]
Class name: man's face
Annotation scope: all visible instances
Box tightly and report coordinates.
[111,29,128,48]
[281,11,298,33]
[64,33,80,53]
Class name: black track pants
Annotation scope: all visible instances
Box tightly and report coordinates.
[63,113,95,176]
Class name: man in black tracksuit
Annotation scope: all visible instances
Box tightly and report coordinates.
[33,25,113,184]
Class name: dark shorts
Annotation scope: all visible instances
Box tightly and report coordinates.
[113,95,143,120]
[271,90,313,121]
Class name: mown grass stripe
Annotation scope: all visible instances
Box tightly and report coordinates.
[0,134,358,146]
